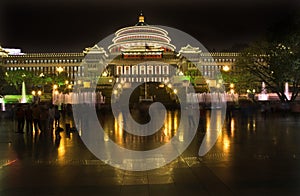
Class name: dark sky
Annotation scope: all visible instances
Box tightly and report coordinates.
[1,0,300,52]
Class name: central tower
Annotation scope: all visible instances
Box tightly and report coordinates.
[108,13,175,54]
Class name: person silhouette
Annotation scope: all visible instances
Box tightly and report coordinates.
[15,105,25,133]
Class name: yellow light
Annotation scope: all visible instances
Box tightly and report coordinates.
[37,90,42,96]
[54,90,59,95]
[31,91,36,96]
[230,89,235,94]
[167,84,172,88]
[113,90,118,95]
[104,133,109,142]
[56,67,64,73]
[77,80,82,85]
[102,71,108,77]
[117,84,122,89]
[53,84,58,90]
[223,65,230,72]
[108,79,113,83]
[229,83,234,88]
[173,89,178,94]
[65,80,69,85]
[68,84,72,89]
[179,132,184,142]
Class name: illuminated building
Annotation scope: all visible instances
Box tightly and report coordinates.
[0,13,238,90]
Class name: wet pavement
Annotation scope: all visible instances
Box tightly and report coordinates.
[1,109,300,195]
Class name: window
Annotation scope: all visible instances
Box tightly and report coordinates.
[162,65,169,75]
[140,66,145,75]
[147,66,153,75]
[116,66,122,75]
[155,66,160,74]
[124,66,130,75]
[132,66,138,75]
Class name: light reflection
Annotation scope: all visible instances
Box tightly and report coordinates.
[168,111,172,133]
[222,134,230,154]
[57,138,66,163]
[230,118,235,137]
[104,133,109,142]
[179,132,184,142]
[174,110,178,131]
[204,110,231,158]
[102,109,180,148]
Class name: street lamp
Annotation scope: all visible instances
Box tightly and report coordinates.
[31,90,42,103]
[53,84,58,90]
[223,65,230,72]
[52,84,58,105]
[56,67,64,74]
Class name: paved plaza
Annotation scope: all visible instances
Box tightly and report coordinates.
[0,108,300,195]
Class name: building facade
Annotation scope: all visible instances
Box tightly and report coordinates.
[0,13,239,91]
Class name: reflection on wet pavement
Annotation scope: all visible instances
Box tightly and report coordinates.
[99,110,180,150]
[1,108,300,195]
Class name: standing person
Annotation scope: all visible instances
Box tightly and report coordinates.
[25,104,33,134]
[15,105,25,133]
[39,104,49,133]
[31,104,41,132]
[54,105,60,128]
[48,104,55,133]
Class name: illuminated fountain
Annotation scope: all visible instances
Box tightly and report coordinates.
[0,96,5,111]
[258,82,269,101]
[20,81,27,103]
[285,82,291,100]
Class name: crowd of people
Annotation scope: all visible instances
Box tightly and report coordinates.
[14,103,61,134]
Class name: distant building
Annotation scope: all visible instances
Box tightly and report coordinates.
[0,13,239,89]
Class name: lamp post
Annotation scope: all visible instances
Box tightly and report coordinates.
[247,89,256,100]
[32,90,42,103]
[56,67,64,74]
[52,84,59,105]
[223,65,230,72]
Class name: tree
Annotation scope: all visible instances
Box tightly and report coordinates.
[4,70,34,93]
[233,37,300,103]
[222,12,300,102]
[221,67,259,94]
[4,69,70,94]
[0,67,7,95]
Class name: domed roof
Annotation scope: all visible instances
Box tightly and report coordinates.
[108,13,175,53]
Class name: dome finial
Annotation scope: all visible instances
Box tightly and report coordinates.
[135,11,147,26]
[139,11,144,23]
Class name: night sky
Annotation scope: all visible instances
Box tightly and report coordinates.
[1,0,300,52]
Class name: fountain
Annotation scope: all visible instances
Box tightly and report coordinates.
[0,96,5,111]
[20,81,27,103]
[258,82,269,101]
[285,82,291,100]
